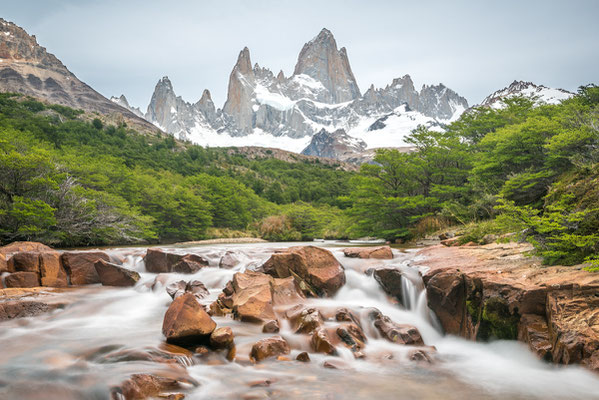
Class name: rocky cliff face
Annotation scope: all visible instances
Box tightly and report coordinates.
[478,80,573,109]
[0,18,155,133]
[110,94,144,118]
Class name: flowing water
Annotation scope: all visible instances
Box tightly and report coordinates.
[1,242,598,399]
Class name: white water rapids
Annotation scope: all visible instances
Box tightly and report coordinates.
[0,242,598,399]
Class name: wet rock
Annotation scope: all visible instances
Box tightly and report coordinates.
[408,348,434,363]
[296,351,310,362]
[310,327,337,355]
[4,271,39,288]
[323,359,351,369]
[212,271,276,323]
[247,379,275,387]
[271,276,305,305]
[343,246,393,259]
[166,280,209,300]
[370,310,424,345]
[39,252,68,287]
[518,314,552,361]
[151,273,171,291]
[262,320,280,333]
[173,255,208,274]
[260,246,345,297]
[219,251,240,269]
[210,326,235,349]
[61,251,110,285]
[0,299,64,320]
[144,248,208,273]
[284,305,324,334]
[162,293,216,346]
[373,268,404,303]
[250,336,290,362]
[336,323,367,355]
[334,307,362,327]
[94,259,140,287]
[111,373,185,400]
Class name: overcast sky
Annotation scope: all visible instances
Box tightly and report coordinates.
[3,0,598,109]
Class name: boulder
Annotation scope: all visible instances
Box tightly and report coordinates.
[284,305,324,334]
[111,374,185,400]
[370,310,424,345]
[219,251,240,269]
[310,327,337,355]
[0,299,63,320]
[94,259,140,287]
[373,268,404,303]
[336,323,367,357]
[0,241,53,256]
[162,293,216,346]
[343,246,393,259]
[260,246,345,297]
[166,280,209,300]
[144,248,208,273]
[61,251,110,285]
[262,320,280,333]
[250,336,290,362]
[335,307,362,327]
[4,272,39,288]
[271,276,305,304]
[39,252,68,287]
[210,327,235,349]
[296,352,310,362]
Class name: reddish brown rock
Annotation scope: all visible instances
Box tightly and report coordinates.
[4,271,39,288]
[518,314,553,361]
[284,305,324,334]
[373,268,405,304]
[144,249,208,273]
[0,241,53,256]
[94,259,140,287]
[167,280,209,300]
[210,326,235,349]
[334,307,362,327]
[260,246,345,297]
[408,348,434,363]
[0,299,63,320]
[9,251,40,272]
[296,351,310,362]
[61,251,109,285]
[0,253,7,274]
[111,374,185,400]
[343,246,393,259]
[310,327,337,355]
[39,252,68,287]
[370,310,424,345]
[262,320,280,333]
[162,293,217,346]
[271,276,305,305]
[336,323,367,355]
[250,336,290,362]
[219,251,240,269]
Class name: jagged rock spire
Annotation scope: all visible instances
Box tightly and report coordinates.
[293,28,360,103]
[223,47,256,134]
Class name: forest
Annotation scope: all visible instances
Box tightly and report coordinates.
[1,86,598,270]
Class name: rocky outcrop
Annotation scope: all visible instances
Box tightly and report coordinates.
[61,251,110,285]
[343,246,393,259]
[94,259,140,287]
[418,242,599,372]
[370,309,424,345]
[372,268,404,303]
[144,248,208,273]
[301,128,367,160]
[259,246,345,297]
[162,293,217,346]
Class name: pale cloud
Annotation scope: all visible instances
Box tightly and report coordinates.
[3,0,598,110]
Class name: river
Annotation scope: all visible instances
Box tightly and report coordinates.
[1,242,598,399]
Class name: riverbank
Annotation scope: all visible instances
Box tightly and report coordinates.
[416,241,599,372]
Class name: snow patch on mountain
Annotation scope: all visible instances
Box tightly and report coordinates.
[480,80,573,109]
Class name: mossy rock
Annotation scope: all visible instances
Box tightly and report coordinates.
[478,296,519,340]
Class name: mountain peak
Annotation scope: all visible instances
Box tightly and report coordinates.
[233,47,253,76]
[293,28,360,103]
[480,80,573,109]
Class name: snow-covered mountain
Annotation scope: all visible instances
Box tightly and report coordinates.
[121,28,469,154]
[301,128,367,160]
[479,80,573,109]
